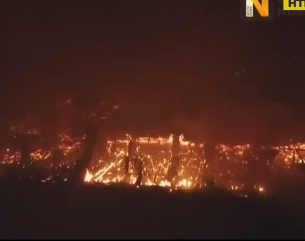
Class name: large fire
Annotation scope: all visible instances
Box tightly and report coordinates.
[81,134,301,192]
[1,101,305,193]
[2,131,305,194]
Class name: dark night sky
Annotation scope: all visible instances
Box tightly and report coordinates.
[1,0,305,143]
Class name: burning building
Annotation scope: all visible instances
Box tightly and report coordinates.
[1,100,305,196]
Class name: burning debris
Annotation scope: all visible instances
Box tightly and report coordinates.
[3,127,305,196]
[2,100,305,195]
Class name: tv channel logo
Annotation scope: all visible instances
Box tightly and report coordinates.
[246,0,269,17]
[283,0,305,10]
[242,0,274,21]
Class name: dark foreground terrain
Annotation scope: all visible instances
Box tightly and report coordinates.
[0,181,304,239]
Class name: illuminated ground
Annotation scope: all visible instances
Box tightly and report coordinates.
[0,181,304,239]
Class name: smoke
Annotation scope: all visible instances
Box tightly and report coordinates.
[171,85,296,144]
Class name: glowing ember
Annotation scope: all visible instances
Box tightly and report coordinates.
[82,134,281,192]
[1,129,304,194]
[84,169,93,182]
